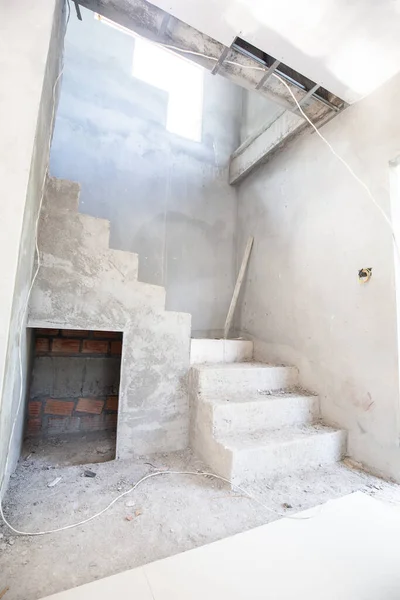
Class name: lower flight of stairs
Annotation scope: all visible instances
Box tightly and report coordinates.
[189,339,346,485]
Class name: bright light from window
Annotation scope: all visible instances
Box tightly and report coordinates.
[132,38,204,142]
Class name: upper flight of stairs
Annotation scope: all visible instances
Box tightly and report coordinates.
[190,339,346,485]
[30,176,170,323]
[28,176,191,458]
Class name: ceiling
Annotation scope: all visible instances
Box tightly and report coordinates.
[148,0,400,104]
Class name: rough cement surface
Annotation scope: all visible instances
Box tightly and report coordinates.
[23,431,117,467]
[191,362,298,394]
[229,110,306,185]
[236,73,400,481]
[29,176,191,458]
[2,444,400,600]
[50,8,241,336]
[0,0,65,497]
[190,357,345,484]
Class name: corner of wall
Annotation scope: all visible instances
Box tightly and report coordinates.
[0,0,65,498]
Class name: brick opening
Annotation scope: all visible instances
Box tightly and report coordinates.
[25,328,123,462]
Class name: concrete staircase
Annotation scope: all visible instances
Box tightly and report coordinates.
[28,176,191,458]
[190,339,346,485]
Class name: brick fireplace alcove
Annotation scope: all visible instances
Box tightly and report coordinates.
[25,328,122,462]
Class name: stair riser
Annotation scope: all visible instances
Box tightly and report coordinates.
[190,339,253,364]
[229,430,346,485]
[191,397,234,478]
[195,367,298,395]
[210,396,319,435]
[39,213,110,254]
[44,177,80,212]
[107,249,139,283]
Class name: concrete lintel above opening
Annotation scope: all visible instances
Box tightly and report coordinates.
[229,111,305,185]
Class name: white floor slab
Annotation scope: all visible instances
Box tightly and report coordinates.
[43,492,400,599]
[41,568,154,600]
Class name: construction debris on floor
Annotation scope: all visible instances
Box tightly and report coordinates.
[2,448,400,600]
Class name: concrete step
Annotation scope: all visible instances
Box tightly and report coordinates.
[107,248,139,283]
[72,214,111,251]
[129,281,166,311]
[191,362,298,395]
[39,211,110,255]
[190,338,253,364]
[213,425,346,485]
[44,176,80,212]
[200,390,319,436]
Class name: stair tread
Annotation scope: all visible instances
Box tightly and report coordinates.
[217,423,342,450]
[192,362,291,371]
[191,338,252,344]
[202,389,316,405]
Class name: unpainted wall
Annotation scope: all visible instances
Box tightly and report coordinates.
[29,177,191,458]
[236,73,400,481]
[27,329,122,437]
[240,90,284,143]
[0,0,64,495]
[50,8,242,337]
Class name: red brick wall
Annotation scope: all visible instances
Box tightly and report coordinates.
[26,329,122,437]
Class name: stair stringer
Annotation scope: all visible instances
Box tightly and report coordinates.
[28,176,191,458]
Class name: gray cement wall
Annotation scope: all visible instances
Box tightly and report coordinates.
[0,0,64,495]
[49,8,242,337]
[236,73,400,481]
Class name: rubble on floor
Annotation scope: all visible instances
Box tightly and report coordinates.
[2,446,400,600]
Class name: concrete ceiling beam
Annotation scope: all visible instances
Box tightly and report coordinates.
[78,0,336,171]
[229,111,306,185]
[77,0,319,116]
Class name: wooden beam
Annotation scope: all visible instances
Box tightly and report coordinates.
[223,236,254,339]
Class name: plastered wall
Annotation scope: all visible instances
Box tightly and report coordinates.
[236,74,400,481]
[50,8,242,337]
[0,0,64,495]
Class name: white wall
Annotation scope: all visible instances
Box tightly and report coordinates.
[0,0,64,494]
[150,0,400,103]
[236,73,400,481]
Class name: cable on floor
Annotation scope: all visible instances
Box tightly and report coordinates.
[0,4,397,538]
[0,469,322,537]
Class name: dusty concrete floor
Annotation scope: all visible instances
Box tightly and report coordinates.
[2,435,400,600]
[21,430,117,467]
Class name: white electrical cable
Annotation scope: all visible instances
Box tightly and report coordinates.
[166,36,400,259]
[0,469,320,537]
[0,0,70,515]
[0,10,319,534]
[271,72,400,259]
[2,65,65,484]
[1,5,396,538]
